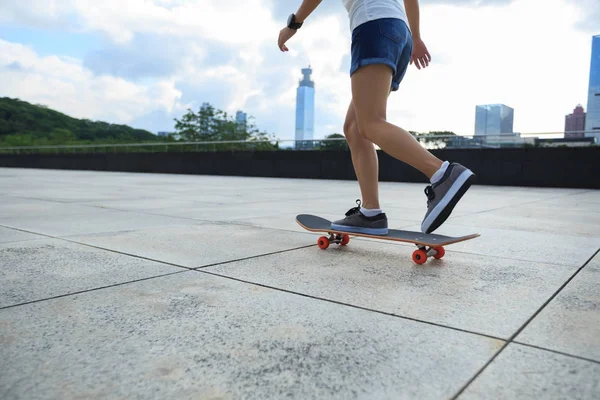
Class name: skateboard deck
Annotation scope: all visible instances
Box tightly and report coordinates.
[296,214,480,264]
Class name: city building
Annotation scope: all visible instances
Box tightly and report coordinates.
[585,34,600,142]
[565,104,586,138]
[236,111,247,127]
[295,66,315,149]
[474,104,514,137]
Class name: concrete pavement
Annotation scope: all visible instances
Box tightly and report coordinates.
[1,167,598,399]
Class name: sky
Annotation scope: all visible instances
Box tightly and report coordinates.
[0,0,598,142]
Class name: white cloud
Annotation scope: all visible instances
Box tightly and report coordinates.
[0,39,183,126]
[0,0,280,43]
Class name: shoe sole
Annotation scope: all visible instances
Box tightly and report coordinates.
[422,170,476,234]
[330,224,389,236]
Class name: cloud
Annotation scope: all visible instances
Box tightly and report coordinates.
[0,1,75,29]
[0,39,183,127]
[83,33,209,81]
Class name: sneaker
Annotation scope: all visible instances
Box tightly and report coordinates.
[331,199,388,235]
[421,163,476,234]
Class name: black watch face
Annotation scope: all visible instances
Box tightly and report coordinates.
[288,14,294,27]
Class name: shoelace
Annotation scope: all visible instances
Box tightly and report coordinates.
[424,186,435,204]
[345,199,362,216]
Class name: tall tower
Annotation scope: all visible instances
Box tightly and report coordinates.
[295,66,315,149]
[235,110,247,132]
[585,35,600,142]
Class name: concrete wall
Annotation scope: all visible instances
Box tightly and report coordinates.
[0,147,598,189]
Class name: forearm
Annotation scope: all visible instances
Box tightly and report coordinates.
[403,0,421,40]
[294,0,322,23]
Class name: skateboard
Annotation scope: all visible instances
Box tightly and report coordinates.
[296,214,480,265]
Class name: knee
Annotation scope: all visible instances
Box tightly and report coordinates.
[343,120,361,146]
[357,118,384,142]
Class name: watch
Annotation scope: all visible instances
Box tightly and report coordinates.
[287,13,303,30]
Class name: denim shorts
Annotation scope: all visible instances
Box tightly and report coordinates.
[350,18,413,91]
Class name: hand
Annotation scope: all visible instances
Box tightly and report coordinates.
[411,37,431,70]
[278,27,297,52]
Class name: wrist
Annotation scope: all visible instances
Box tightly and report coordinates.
[287,13,303,30]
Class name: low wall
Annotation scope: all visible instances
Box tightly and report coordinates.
[0,147,598,189]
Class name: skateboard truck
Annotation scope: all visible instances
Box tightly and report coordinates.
[317,233,350,249]
[413,245,445,264]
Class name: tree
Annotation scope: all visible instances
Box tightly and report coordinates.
[320,133,348,150]
[412,130,456,149]
[173,102,277,151]
[50,128,76,144]
[0,97,157,144]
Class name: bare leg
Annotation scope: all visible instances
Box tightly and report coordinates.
[351,64,443,179]
[343,101,380,210]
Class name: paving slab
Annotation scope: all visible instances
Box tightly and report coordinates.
[0,208,196,237]
[205,239,577,339]
[378,185,577,214]
[0,196,101,219]
[459,344,600,399]
[0,271,502,400]
[79,197,222,212]
[2,186,152,203]
[401,222,599,266]
[0,238,181,308]
[229,212,351,232]
[546,190,600,203]
[516,252,600,361]
[448,203,600,237]
[144,201,309,222]
[0,226,44,244]
[67,223,314,268]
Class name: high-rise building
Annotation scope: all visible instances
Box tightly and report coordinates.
[585,35,600,142]
[236,110,247,126]
[565,105,586,138]
[295,66,315,149]
[235,110,247,133]
[474,104,514,137]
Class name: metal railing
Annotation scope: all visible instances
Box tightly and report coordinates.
[0,131,597,154]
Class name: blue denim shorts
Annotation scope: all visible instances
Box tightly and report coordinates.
[350,18,413,91]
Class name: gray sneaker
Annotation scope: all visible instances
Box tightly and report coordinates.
[421,163,476,234]
[331,199,388,235]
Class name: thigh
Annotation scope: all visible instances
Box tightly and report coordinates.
[351,63,392,129]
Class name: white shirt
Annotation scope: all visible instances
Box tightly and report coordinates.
[342,0,409,32]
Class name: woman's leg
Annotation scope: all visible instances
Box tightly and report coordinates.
[343,100,381,210]
[350,63,443,179]
[351,63,476,234]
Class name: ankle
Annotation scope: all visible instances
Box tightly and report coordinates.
[427,159,445,180]
[360,206,383,217]
[361,202,380,210]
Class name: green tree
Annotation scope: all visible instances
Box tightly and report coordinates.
[320,133,348,150]
[173,102,277,151]
[412,130,456,149]
[0,97,157,145]
[50,128,76,144]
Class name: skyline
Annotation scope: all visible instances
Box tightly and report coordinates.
[0,0,598,140]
